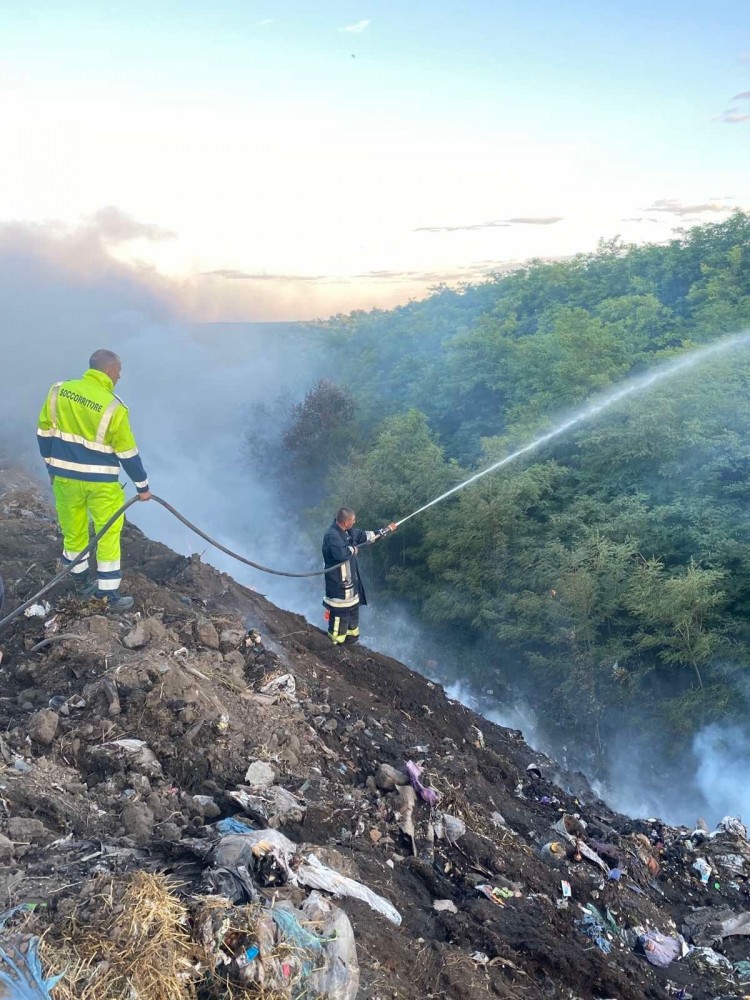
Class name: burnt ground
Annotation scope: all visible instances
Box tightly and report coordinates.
[1,468,750,1000]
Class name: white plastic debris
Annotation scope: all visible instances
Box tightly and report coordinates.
[693,858,712,884]
[229,785,306,826]
[213,830,402,925]
[215,829,298,861]
[24,602,51,618]
[718,816,748,839]
[259,672,296,698]
[470,952,490,965]
[296,853,402,926]
[442,814,466,842]
[97,739,163,778]
[244,760,277,788]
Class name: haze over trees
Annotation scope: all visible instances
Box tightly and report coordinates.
[251,212,750,771]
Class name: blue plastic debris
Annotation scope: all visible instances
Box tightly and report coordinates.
[245,945,259,962]
[0,905,63,1000]
[575,906,613,954]
[215,817,256,835]
[270,907,326,985]
[607,868,623,881]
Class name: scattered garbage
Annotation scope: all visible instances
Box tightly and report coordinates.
[7,481,750,1000]
[552,814,609,873]
[212,831,402,925]
[195,891,359,1000]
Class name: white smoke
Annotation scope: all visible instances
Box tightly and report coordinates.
[693,724,750,825]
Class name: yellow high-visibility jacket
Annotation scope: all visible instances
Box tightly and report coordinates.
[37,369,149,492]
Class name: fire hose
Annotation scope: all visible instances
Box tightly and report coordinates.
[0,494,394,633]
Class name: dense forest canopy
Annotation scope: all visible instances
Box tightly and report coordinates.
[251,212,750,772]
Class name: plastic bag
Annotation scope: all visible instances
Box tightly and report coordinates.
[302,892,359,1000]
[297,854,402,926]
[0,906,63,1000]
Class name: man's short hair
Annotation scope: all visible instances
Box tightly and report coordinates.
[336,507,356,523]
[89,349,120,372]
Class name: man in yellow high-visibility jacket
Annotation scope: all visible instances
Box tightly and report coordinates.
[37,349,151,611]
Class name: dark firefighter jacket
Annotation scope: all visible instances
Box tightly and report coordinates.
[322,521,377,608]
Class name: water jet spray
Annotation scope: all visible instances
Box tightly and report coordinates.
[394,331,750,528]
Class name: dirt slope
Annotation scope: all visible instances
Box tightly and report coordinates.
[1,469,749,1000]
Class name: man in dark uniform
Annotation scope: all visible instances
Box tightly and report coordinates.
[322,507,397,645]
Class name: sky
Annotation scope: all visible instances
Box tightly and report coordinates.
[2,0,750,320]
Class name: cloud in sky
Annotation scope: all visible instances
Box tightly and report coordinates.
[352,257,567,284]
[256,19,273,27]
[202,269,327,282]
[715,108,750,123]
[416,221,511,233]
[415,216,563,233]
[642,198,737,216]
[341,19,370,33]
[90,206,176,243]
[714,90,750,123]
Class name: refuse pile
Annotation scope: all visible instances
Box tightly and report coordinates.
[2,474,750,1000]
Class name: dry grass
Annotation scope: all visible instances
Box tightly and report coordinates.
[39,873,329,1000]
[41,872,198,1000]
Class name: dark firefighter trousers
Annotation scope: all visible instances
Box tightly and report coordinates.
[324,601,360,645]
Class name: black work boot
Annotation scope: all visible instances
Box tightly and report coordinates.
[97,590,134,612]
[72,570,97,598]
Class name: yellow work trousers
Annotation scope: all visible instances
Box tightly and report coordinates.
[53,478,126,592]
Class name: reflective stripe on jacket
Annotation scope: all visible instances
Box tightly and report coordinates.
[37,369,149,491]
[322,521,376,607]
